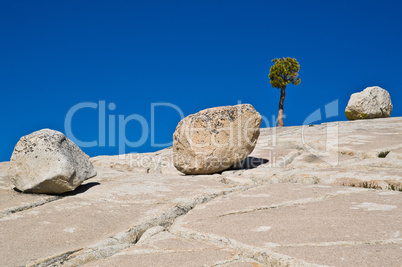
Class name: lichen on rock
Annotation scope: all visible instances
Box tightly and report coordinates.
[8,129,96,194]
[345,86,392,120]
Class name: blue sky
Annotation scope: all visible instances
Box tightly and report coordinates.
[1,0,401,161]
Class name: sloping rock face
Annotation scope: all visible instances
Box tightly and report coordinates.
[8,129,96,194]
[173,104,262,174]
[91,117,402,191]
[1,118,401,267]
[345,86,392,120]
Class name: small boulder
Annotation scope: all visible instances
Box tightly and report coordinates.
[345,86,392,120]
[8,129,96,194]
[173,104,262,175]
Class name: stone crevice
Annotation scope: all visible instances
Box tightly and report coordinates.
[0,195,62,219]
[168,225,322,267]
[26,187,245,267]
[27,249,83,267]
[276,238,402,248]
[218,188,371,218]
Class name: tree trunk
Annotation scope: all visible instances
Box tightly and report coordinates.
[277,86,286,127]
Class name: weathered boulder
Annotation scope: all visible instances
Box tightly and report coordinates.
[345,86,392,120]
[8,129,96,194]
[173,104,262,174]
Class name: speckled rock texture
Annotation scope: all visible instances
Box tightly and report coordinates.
[8,129,96,194]
[173,104,262,174]
[345,86,392,120]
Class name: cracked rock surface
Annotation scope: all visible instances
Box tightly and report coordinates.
[0,117,401,266]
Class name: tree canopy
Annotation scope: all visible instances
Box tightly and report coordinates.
[268,57,300,89]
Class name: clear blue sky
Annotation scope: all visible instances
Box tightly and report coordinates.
[1,0,401,161]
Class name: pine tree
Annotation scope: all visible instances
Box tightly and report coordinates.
[268,57,301,127]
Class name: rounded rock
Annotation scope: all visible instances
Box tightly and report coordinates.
[8,129,97,194]
[345,86,392,120]
[173,104,262,175]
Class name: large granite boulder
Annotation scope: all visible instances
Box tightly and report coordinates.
[345,86,392,120]
[8,129,96,194]
[173,104,262,175]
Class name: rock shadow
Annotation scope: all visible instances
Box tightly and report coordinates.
[59,182,100,196]
[228,156,269,170]
[13,182,100,196]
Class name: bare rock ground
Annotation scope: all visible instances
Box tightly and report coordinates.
[0,117,401,266]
